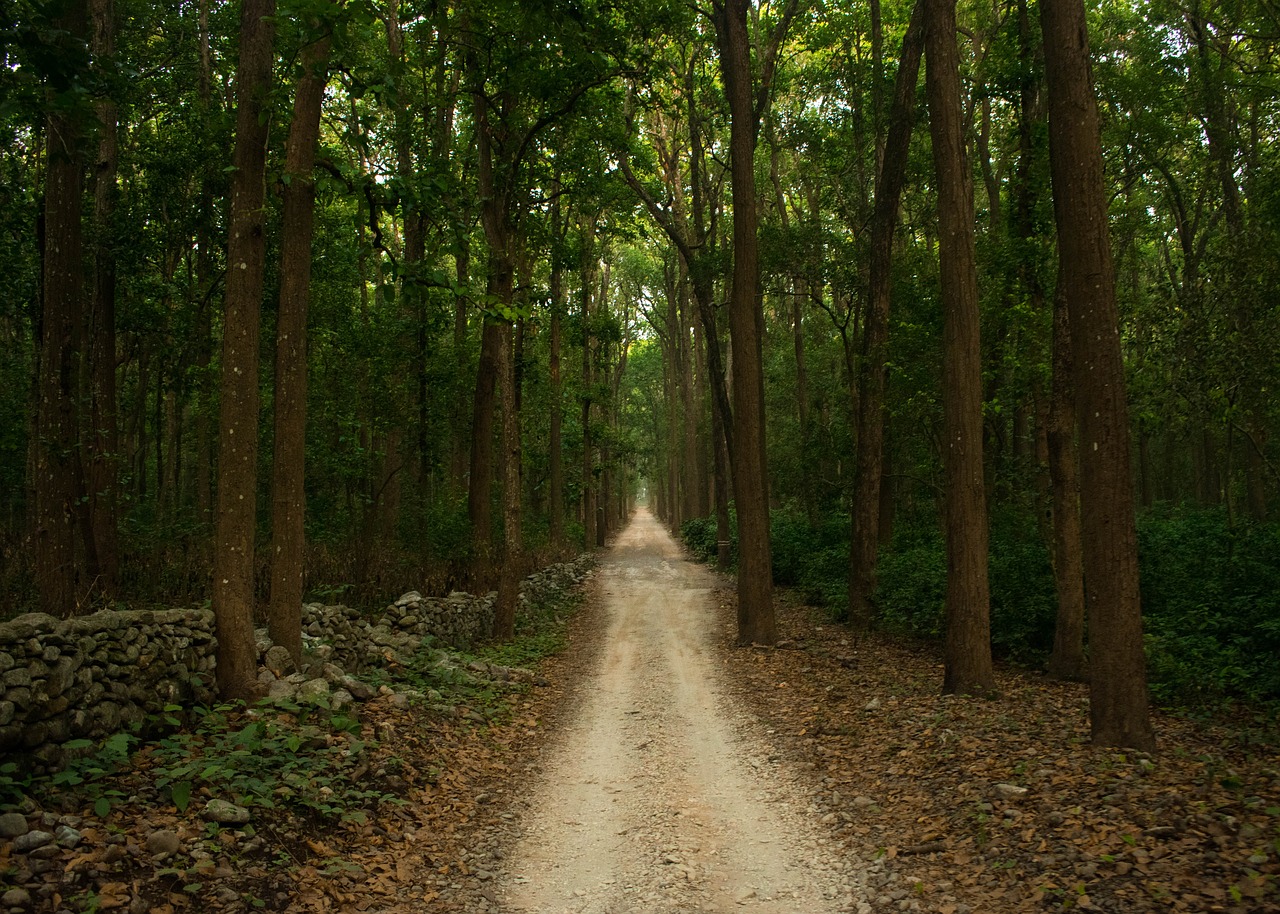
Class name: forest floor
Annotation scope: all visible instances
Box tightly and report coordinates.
[4,509,1279,913]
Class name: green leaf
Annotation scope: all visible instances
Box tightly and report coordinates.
[94,796,111,818]
[171,781,193,812]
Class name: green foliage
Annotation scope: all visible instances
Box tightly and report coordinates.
[871,509,1057,662]
[768,505,849,611]
[986,511,1057,662]
[873,525,947,639]
[680,515,724,564]
[1138,508,1280,708]
[149,702,393,824]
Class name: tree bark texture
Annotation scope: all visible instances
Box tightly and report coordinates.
[849,0,925,631]
[492,316,522,640]
[213,0,276,700]
[86,0,119,602]
[468,318,501,556]
[36,0,90,618]
[549,259,565,547]
[717,0,775,645]
[1040,0,1155,749]
[269,31,331,667]
[926,0,995,696]
[1045,277,1087,680]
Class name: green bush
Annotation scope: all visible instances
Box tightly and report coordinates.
[769,505,849,610]
[986,511,1056,662]
[681,515,728,564]
[874,525,947,639]
[873,511,1057,661]
[1138,507,1280,707]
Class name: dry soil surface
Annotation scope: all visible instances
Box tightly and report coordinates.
[494,508,873,914]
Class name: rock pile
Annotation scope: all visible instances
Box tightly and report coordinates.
[252,554,593,704]
[0,554,593,769]
[0,609,217,765]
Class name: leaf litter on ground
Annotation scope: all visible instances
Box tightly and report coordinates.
[2,574,1278,914]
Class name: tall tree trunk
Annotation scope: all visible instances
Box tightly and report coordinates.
[468,319,501,557]
[193,0,214,521]
[36,0,89,618]
[213,0,276,700]
[850,0,925,630]
[710,330,732,569]
[1041,0,1155,749]
[492,314,522,639]
[927,0,995,695]
[87,0,119,601]
[451,233,471,491]
[716,0,775,645]
[549,257,565,548]
[269,30,331,668]
[1045,276,1087,680]
[693,316,711,518]
[581,228,598,549]
[679,268,699,528]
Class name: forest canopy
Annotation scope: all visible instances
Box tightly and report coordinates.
[2,0,1278,735]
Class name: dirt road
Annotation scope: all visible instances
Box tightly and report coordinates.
[496,509,872,914]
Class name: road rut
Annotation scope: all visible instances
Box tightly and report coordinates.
[496,508,869,914]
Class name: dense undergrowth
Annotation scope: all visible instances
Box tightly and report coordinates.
[683,504,1280,713]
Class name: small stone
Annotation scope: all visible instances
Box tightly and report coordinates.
[853,796,876,809]
[268,679,298,700]
[863,698,881,711]
[146,830,182,857]
[54,825,82,848]
[1,888,31,907]
[0,812,28,838]
[203,800,251,825]
[297,678,331,703]
[993,783,1028,800]
[263,645,296,677]
[340,676,376,701]
[12,830,54,853]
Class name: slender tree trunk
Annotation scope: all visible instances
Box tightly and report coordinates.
[1045,276,1087,680]
[268,30,331,668]
[850,0,925,630]
[1041,0,1155,749]
[549,259,565,548]
[581,230,598,549]
[451,234,471,491]
[193,0,214,521]
[36,0,89,617]
[693,316,711,518]
[716,0,775,645]
[492,314,522,639]
[927,0,995,695]
[213,0,276,700]
[679,269,699,527]
[86,0,119,601]
[710,343,733,570]
[468,319,501,557]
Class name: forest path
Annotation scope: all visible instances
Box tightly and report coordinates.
[494,508,865,914]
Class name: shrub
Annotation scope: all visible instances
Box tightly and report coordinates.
[874,526,947,639]
[1138,507,1280,707]
[681,514,730,564]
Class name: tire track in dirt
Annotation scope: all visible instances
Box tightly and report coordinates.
[495,508,871,914]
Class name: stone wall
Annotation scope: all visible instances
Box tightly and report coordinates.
[0,609,218,765]
[0,554,594,767]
